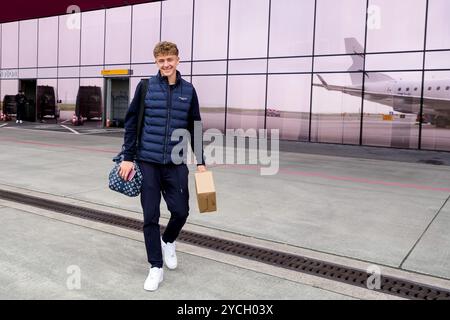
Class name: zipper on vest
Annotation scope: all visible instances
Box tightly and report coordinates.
[163,85,173,164]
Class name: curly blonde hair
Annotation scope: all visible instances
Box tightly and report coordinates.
[153,41,179,58]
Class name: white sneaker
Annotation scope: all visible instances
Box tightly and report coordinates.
[161,238,177,270]
[19,120,22,124]
[144,267,163,291]
[16,120,19,123]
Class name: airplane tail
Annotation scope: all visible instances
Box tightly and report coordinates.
[345,37,394,85]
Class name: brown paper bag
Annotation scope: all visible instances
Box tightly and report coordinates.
[194,171,217,213]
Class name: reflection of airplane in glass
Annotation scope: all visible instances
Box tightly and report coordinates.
[313,38,450,128]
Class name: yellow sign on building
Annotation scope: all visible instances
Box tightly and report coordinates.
[101,69,132,76]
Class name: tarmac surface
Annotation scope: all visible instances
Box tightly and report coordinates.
[1,120,450,300]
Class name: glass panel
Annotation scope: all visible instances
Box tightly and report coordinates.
[229,0,269,59]
[37,79,57,87]
[192,76,226,132]
[426,51,450,70]
[192,61,227,75]
[193,0,229,60]
[420,71,450,151]
[177,62,192,76]
[38,68,58,78]
[268,58,312,74]
[426,0,450,50]
[269,0,315,57]
[267,74,311,140]
[228,59,267,74]
[311,73,362,144]
[36,79,58,122]
[18,69,37,78]
[57,78,79,118]
[1,22,19,69]
[131,63,158,77]
[80,10,105,66]
[0,69,19,80]
[58,67,80,78]
[314,55,359,73]
[362,71,421,149]
[1,80,19,111]
[79,78,104,124]
[19,20,38,68]
[130,77,141,105]
[161,0,193,61]
[104,64,130,71]
[38,17,58,67]
[365,52,423,71]
[80,66,104,78]
[105,6,132,65]
[315,0,366,55]
[367,0,426,52]
[226,75,266,130]
[58,14,81,67]
[131,2,161,63]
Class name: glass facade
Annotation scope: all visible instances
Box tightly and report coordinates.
[0,0,449,151]
[38,17,58,68]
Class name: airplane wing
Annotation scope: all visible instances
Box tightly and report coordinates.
[313,75,360,92]
[313,75,362,97]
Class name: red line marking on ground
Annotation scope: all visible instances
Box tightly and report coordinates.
[2,138,449,193]
[0,137,117,154]
[211,164,450,193]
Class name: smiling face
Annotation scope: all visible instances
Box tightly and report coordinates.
[153,41,180,84]
[155,54,180,80]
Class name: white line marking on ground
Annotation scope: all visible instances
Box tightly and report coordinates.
[0,123,8,128]
[60,119,70,124]
[60,125,80,134]
[3,126,78,135]
[80,129,125,135]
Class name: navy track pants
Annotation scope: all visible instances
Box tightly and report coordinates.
[138,161,190,268]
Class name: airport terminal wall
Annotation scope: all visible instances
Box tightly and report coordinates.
[0,0,450,151]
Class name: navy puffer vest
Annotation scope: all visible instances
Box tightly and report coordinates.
[137,71,193,164]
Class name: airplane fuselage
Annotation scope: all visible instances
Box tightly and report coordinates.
[350,79,450,116]
[365,80,450,100]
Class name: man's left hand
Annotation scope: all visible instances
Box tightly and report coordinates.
[197,165,207,172]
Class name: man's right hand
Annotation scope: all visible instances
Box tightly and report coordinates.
[118,161,134,181]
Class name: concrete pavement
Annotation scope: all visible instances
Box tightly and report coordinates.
[1,123,450,299]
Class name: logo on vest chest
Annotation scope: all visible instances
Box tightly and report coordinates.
[178,96,188,101]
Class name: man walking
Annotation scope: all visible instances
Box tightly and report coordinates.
[119,41,206,291]
[15,90,26,124]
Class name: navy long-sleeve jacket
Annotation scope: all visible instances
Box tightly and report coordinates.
[122,72,205,165]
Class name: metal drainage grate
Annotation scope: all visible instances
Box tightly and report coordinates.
[1,188,450,300]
